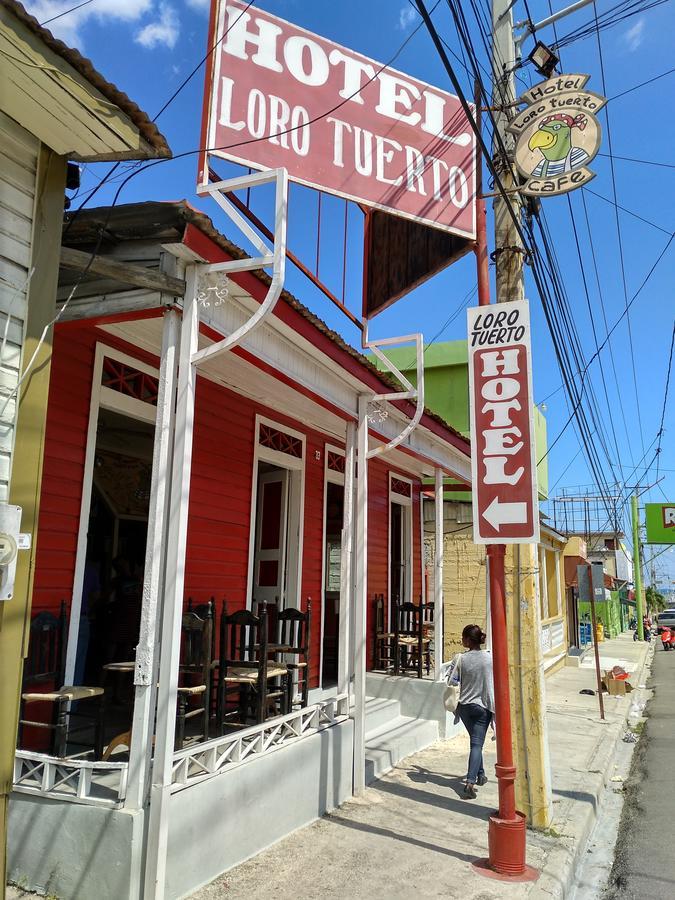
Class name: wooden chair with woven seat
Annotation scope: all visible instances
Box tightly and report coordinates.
[275,600,311,710]
[373,594,395,672]
[394,601,432,678]
[102,601,216,759]
[19,601,104,759]
[176,601,214,749]
[216,603,289,732]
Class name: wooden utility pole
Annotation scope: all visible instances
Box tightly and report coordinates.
[490,0,552,832]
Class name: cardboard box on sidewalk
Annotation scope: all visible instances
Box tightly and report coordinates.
[602,669,634,695]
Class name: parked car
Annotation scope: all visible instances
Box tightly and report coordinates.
[656,609,675,633]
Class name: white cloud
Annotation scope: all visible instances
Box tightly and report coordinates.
[398,6,416,30]
[185,0,209,9]
[623,18,645,52]
[135,3,180,49]
[24,0,152,47]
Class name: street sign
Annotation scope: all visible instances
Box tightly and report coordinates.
[506,74,606,197]
[468,300,539,544]
[200,0,476,238]
[645,502,675,544]
[577,562,605,602]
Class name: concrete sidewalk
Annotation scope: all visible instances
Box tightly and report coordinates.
[190,633,651,900]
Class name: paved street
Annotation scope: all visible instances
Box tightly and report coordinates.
[606,643,675,899]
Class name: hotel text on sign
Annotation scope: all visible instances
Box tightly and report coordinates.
[201,0,476,238]
[467,300,539,544]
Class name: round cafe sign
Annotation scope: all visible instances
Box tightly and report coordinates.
[507,74,606,197]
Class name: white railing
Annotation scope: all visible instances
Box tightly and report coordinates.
[171,694,350,792]
[13,750,128,808]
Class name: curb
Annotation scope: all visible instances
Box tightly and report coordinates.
[530,641,654,900]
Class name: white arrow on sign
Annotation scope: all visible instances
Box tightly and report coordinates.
[482,496,528,531]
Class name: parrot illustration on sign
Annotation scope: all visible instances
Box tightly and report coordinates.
[507,74,606,196]
[527,113,590,177]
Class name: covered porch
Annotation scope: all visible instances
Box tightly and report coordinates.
[10,202,471,900]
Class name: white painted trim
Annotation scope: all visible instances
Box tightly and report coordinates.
[387,473,414,630]
[99,386,157,425]
[539,546,548,622]
[245,414,306,612]
[434,468,444,680]
[339,426,355,700]
[192,167,288,368]
[419,487,426,605]
[125,310,180,811]
[145,267,199,900]
[65,343,160,684]
[318,442,346,691]
[554,550,563,621]
[170,694,350,790]
[353,395,369,794]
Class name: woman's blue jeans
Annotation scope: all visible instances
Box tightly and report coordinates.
[457,702,492,784]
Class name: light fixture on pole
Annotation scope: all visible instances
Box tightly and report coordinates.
[527,40,559,78]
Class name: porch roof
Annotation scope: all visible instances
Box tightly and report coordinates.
[1,0,170,160]
[60,200,471,463]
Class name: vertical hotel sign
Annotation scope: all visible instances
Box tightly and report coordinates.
[200,0,476,239]
[467,301,539,544]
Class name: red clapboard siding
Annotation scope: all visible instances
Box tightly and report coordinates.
[183,379,328,690]
[365,463,423,670]
[34,317,426,697]
[33,323,158,620]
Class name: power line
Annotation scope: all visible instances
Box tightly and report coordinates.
[596,152,675,171]
[583,187,673,237]
[436,1,623,523]
[593,6,646,457]
[40,0,97,27]
[608,66,675,102]
[655,320,675,483]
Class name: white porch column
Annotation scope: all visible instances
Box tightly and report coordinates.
[352,395,369,793]
[125,308,180,814]
[338,421,356,701]
[144,268,199,900]
[434,467,444,681]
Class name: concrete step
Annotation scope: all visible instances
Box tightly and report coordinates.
[364,696,401,733]
[365,714,439,784]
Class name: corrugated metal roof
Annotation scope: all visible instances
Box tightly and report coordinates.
[2,0,171,159]
[61,200,470,450]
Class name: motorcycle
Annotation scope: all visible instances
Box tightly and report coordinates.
[661,626,672,651]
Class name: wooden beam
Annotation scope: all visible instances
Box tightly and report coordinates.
[60,246,185,296]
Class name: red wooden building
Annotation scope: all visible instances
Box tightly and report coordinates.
[11,201,472,900]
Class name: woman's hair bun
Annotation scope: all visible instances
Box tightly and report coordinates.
[462,624,486,646]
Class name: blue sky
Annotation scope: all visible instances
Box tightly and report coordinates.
[25,0,675,585]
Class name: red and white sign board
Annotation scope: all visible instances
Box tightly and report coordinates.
[467,300,540,544]
[201,0,476,238]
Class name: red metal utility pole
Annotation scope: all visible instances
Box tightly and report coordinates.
[472,92,532,876]
[474,210,527,876]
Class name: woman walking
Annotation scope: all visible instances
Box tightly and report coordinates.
[446,624,494,799]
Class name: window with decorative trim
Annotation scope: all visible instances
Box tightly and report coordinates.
[259,422,303,458]
[390,476,412,499]
[327,450,346,474]
[101,358,159,406]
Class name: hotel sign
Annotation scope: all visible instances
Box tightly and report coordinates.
[468,300,540,544]
[507,74,606,197]
[201,0,476,238]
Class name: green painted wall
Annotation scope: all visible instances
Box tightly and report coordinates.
[579,591,624,639]
[371,339,549,498]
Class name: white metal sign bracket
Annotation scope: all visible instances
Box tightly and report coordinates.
[191,167,288,368]
[362,325,425,459]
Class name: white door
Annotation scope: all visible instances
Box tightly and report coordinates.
[254,468,289,608]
